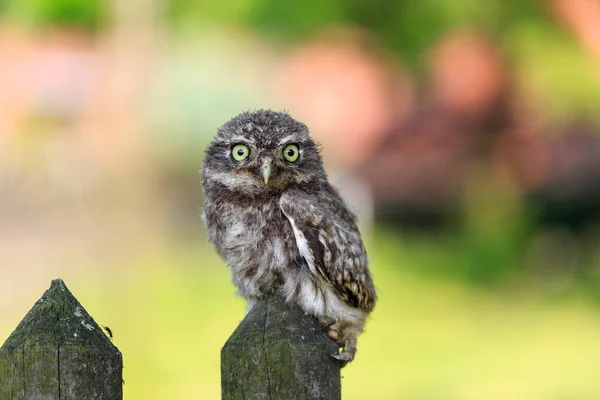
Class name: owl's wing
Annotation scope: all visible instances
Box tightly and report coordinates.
[280,187,376,312]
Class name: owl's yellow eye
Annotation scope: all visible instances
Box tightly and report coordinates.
[231,144,250,161]
[283,144,300,162]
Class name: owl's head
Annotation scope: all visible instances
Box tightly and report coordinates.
[202,110,326,195]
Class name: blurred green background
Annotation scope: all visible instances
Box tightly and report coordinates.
[2,0,600,398]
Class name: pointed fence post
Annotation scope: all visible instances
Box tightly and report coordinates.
[221,297,341,400]
[0,278,123,400]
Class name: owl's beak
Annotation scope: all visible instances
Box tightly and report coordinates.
[260,159,272,184]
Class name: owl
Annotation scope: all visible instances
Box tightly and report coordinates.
[201,110,376,364]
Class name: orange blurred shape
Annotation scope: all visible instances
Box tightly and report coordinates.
[428,29,506,115]
[275,27,413,168]
[549,0,600,67]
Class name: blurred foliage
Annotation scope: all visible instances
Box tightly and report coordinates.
[166,0,600,121]
[169,0,539,64]
[0,0,597,118]
[377,216,533,287]
[508,24,600,122]
[0,0,104,30]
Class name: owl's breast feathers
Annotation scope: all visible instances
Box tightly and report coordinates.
[203,182,376,313]
[203,194,294,284]
[279,187,376,312]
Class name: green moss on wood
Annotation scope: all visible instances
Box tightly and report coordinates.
[0,278,123,400]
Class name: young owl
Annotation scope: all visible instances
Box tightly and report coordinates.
[201,110,376,364]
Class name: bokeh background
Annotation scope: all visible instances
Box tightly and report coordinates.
[2,0,600,398]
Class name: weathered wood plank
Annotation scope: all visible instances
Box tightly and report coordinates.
[0,279,123,400]
[222,297,341,400]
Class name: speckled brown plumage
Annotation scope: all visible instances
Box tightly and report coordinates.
[201,110,376,364]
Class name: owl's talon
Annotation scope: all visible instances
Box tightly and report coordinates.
[322,318,337,329]
[331,351,354,367]
[332,352,353,362]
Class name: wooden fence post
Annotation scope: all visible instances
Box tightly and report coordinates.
[0,278,123,400]
[221,297,341,400]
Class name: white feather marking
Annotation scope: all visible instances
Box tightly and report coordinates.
[285,216,318,276]
[205,168,260,190]
[282,276,297,302]
[277,134,300,146]
[297,279,325,315]
[230,135,256,144]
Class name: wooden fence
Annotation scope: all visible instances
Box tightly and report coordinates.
[222,297,341,399]
[1,280,340,399]
[0,279,123,399]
